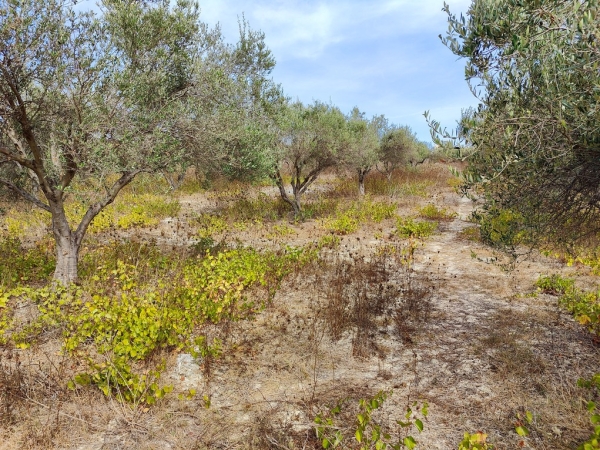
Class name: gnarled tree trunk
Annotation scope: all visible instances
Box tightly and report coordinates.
[46,170,142,285]
[272,165,322,218]
[53,218,81,285]
[357,168,369,196]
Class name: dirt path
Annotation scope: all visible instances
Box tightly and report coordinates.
[146,194,600,449]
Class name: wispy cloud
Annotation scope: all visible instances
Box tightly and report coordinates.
[199,0,477,142]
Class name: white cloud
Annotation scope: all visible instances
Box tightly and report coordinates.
[198,0,478,142]
[199,0,472,59]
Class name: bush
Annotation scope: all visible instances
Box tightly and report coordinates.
[395,218,437,239]
[537,274,600,337]
[2,241,317,404]
[418,204,457,221]
[473,207,526,249]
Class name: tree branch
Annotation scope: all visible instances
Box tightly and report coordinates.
[60,149,78,190]
[0,144,35,170]
[298,165,324,195]
[270,170,293,206]
[74,169,144,245]
[0,178,51,212]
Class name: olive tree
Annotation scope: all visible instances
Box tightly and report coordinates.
[273,101,349,216]
[345,108,381,196]
[378,125,423,179]
[436,0,600,246]
[0,0,204,284]
[174,17,283,186]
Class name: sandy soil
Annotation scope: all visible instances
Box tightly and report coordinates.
[2,168,599,449]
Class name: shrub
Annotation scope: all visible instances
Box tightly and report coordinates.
[2,242,317,404]
[458,226,480,242]
[537,274,600,337]
[536,274,575,296]
[395,218,437,239]
[418,204,457,221]
[473,207,526,249]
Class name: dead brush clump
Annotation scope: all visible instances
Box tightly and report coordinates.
[0,355,23,425]
[318,244,434,358]
[393,275,434,345]
[213,190,289,222]
[247,383,385,450]
[0,348,79,449]
[324,165,451,200]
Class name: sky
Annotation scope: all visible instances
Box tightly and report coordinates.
[197,0,478,144]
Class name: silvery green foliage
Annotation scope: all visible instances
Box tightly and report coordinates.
[0,0,279,282]
[273,101,350,215]
[436,0,600,245]
[345,107,381,194]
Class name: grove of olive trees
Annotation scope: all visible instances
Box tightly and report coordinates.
[4,1,600,449]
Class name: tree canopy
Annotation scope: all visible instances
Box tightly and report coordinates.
[345,107,381,196]
[439,0,600,247]
[273,101,350,216]
[0,0,279,283]
[379,125,427,178]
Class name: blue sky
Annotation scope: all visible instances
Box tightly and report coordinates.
[198,0,478,144]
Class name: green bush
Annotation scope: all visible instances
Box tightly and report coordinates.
[473,207,526,249]
[2,242,317,404]
[535,274,575,296]
[0,237,55,287]
[537,274,600,337]
[418,204,457,221]
[395,218,437,239]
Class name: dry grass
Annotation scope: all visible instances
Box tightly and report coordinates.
[2,162,600,449]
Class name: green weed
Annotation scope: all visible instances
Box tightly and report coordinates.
[395,218,437,239]
[323,199,396,235]
[418,204,457,221]
[536,274,575,296]
[64,193,180,233]
[537,274,600,337]
[1,207,49,238]
[316,234,341,249]
[195,214,228,239]
[266,223,296,240]
[458,432,494,449]
[314,391,428,450]
[2,241,317,405]
[0,237,55,288]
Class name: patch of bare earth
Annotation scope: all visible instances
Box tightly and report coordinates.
[2,166,599,449]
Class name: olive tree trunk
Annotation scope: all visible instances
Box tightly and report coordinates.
[357,168,370,196]
[43,171,142,285]
[52,211,81,285]
[272,166,322,218]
